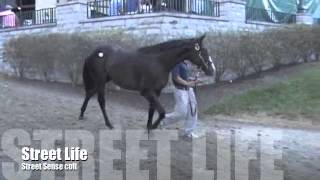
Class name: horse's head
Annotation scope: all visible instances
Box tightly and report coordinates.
[187,35,216,76]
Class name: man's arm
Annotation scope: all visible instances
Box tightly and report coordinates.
[171,64,200,87]
[173,75,198,87]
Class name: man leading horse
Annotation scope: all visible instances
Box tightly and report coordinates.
[79,35,216,133]
[161,51,215,138]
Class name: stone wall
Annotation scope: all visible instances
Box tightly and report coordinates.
[0,0,285,80]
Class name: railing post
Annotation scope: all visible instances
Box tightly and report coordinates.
[56,0,87,31]
[296,12,313,25]
[219,0,246,23]
[296,0,313,25]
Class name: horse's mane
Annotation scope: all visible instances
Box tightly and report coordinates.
[137,37,196,54]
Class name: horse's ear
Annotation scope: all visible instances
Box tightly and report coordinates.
[199,34,206,42]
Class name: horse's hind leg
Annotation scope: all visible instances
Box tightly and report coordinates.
[97,87,113,129]
[79,88,96,120]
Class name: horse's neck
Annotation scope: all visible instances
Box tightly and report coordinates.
[159,47,189,71]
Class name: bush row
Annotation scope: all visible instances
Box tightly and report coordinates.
[4,30,145,85]
[4,26,320,85]
[205,26,320,81]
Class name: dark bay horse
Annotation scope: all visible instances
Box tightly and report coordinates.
[79,35,215,130]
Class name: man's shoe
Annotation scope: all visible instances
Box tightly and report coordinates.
[158,121,165,129]
[186,129,205,139]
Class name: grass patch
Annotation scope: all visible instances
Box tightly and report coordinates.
[206,63,320,120]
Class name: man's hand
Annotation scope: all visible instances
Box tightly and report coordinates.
[174,76,202,87]
[187,80,201,87]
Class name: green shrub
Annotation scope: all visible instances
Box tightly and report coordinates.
[4,36,34,78]
[3,26,320,85]
[205,32,241,81]
[3,30,140,85]
[205,26,320,81]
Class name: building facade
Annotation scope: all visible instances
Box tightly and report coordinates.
[0,0,319,82]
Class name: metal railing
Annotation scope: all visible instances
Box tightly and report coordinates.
[87,0,220,18]
[246,6,296,24]
[0,8,56,29]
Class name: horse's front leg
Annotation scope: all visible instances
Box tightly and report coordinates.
[151,101,165,129]
[142,90,165,130]
[147,102,155,130]
[146,89,161,129]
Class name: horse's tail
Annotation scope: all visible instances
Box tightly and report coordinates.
[82,58,95,92]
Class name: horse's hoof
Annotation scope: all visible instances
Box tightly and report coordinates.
[107,125,114,129]
[151,124,158,130]
[78,116,84,120]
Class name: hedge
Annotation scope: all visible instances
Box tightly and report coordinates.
[3,26,320,86]
[205,26,320,81]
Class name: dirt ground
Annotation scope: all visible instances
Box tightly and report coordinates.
[0,62,319,180]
